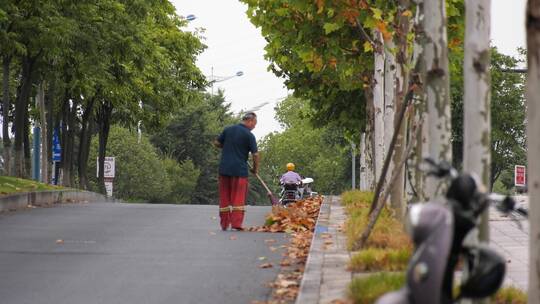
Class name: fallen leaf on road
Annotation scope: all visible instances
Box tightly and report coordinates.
[247,226,268,232]
[276,279,298,288]
[259,263,273,269]
[209,231,216,236]
[250,196,323,303]
[211,216,217,220]
[56,239,64,244]
[229,235,237,240]
[321,233,332,239]
[258,256,267,261]
[280,259,291,266]
[324,239,334,245]
[248,196,322,234]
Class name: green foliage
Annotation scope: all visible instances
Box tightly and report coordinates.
[0,176,63,195]
[241,0,465,140]
[451,48,526,189]
[150,91,235,204]
[348,272,405,304]
[162,158,200,204]
[1,0,206,183]
[241,0,378,138]
[88,125,197,203]
[258,97,351,196]
[492,169,516,195]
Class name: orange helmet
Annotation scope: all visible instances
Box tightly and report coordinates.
[286,163,295,171]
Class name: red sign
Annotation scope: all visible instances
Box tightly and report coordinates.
[514,165,526,187]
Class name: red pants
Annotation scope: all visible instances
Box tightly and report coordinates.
[219,176,248,229]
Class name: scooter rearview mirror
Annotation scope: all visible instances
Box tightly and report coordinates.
[500,196,516,213]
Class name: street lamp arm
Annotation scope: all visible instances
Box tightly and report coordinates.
[208,75,237,84]
[207,71,244,84]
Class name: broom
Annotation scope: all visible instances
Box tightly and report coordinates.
[249,164,279,205]
[254,173,279,205]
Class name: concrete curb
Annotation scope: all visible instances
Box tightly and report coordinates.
[296,195,352,304]
[0,190,117,212]
[295,195,330,304]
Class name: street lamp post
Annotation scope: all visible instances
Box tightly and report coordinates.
[137,100,143,144]
[351,142,356,189]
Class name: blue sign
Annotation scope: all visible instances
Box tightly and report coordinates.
[52,128,61,162]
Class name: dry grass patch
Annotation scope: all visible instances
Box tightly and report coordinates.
[349,248,411,272]
[342,191,411,251]
[348,272,405,304]
[341,190,373,208]
[492,286,527,303]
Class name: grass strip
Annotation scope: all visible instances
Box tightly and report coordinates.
[349,247,411,272]
[492,286,527,303]
[348,272,405,304]
[0,176,63,195]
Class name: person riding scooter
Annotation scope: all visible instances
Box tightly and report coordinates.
[279,163,302,205]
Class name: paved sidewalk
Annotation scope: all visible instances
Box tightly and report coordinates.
[490,212,529,290]
[296,196,531,303]
[296,196,351,304]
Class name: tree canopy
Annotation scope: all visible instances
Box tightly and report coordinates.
[259,96,351,195]
[451,48,526,189]
[150,91,236,204]
[1,0,206,192]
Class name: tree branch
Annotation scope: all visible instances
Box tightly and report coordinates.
[354,113,419,250]
[368,80,417,215]
[355,18,376,49]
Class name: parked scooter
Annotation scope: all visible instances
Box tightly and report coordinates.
[376,158,528,304]
[299,177,317,198]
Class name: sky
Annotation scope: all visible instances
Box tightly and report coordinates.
[171,0,289,139]
[171,0,526,139]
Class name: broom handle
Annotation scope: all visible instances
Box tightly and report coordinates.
[247,162,273,194]
[255,173,272,194]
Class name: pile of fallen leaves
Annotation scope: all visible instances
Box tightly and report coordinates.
[248,196,322,233]
[250,196,323,304]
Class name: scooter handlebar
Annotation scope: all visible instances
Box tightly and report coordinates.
[487,193,528,218]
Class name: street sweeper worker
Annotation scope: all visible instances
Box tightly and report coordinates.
[213,112,259,231]
[280,163,302,185]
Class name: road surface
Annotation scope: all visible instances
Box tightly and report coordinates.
[0,202,287,304]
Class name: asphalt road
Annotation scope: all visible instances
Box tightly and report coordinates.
[0,202,288,304]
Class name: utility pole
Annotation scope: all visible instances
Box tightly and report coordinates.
[38,82,48,183]
[351,142,356,189]
[32,95,40,181]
